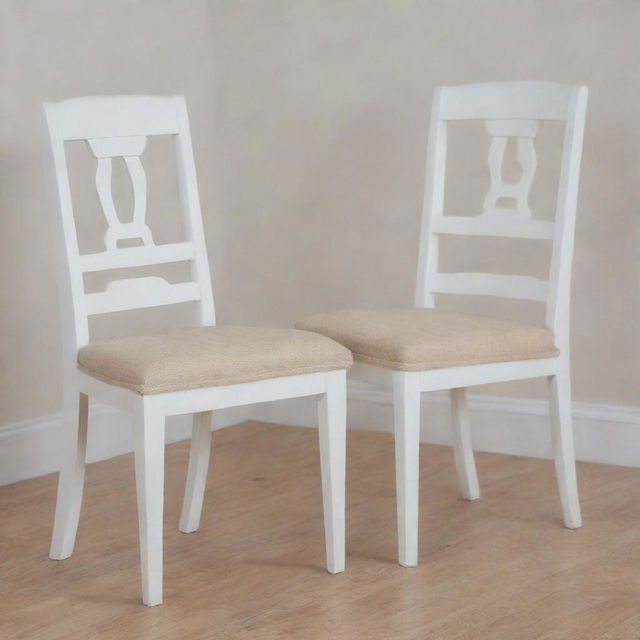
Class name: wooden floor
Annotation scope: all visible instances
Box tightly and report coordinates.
[2,421,640,639]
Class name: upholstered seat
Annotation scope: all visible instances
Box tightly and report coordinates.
[78,326,353,395]
[295,308,558,372]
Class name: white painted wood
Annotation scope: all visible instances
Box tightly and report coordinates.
[545,86,589,356]
[92,152,151,254]
[485,119,540,138]
[318,370,347,574]
[548,367,582,528]
[100,155,151,250]
[430,272,548,302]
[43,95,349,605]
[431,215,554,240]
[84,277,201,315]
[78,242,196,273]
[49,389,88,560]
[156,372,329,417]
[367,82,586,565]
[76,369,139,414]
[133,396,165,607]
[416,82,587,321]
[173,96,216,327]
[76,370,331,426]
[415,86,447,309]
[415,81,587,353]
[42,102,91,350]
[393,372,422,567]
[179,411,213,534]
[483,119,539,218]
[440,81,575,121]
[450,388,480,501]
[42,95,214,341]
[50,95,181,140]
[87,135,147,158]
[350,359,559,397]
[418,358,560,393]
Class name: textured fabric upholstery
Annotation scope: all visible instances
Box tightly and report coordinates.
[295,308,559,371]
[78,326,353,395]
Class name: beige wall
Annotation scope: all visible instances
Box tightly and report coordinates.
[1,0,639,426]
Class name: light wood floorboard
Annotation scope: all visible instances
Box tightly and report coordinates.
[1,421,639,639]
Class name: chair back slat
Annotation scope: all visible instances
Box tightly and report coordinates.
[78,242,197,273]
[430,273,548,302]
[431,216,554,240]
[43,95,215,350]
[415,81,588,353]
[84,277,201,315]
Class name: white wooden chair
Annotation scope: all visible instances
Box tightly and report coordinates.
[297,81,588,567]
[42,95,352,606]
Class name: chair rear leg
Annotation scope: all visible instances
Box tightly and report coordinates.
[450,388,480,501]
[548,367,582,529]
[317,370,347,574]
[393,372,421,567]
[50,390,88,560]
[179,411,213,533]
[133,397,166,606]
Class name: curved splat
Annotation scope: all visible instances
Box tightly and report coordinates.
[482,119,540,218]
[88,135,154,250]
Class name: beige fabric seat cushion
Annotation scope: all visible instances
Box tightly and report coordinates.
[295,308,559,372]
[78,326,353,395]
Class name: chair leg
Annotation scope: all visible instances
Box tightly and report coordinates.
[317,370,346,574]
[450,388,480,501]
[50,389,89,560]
[179,411,213,533]
[133,397,166,607]
[548,367,582,529]
[393,372,421,567]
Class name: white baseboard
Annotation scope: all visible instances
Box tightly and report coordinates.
[2,381,639,486]
[0,404,248,486]
[245,380,640,468]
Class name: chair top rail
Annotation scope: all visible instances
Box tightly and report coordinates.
[44,95,181,141]
[440,81,575,122]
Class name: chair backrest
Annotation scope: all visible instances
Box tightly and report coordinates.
[415,81,588,354]
[42,95,215,354]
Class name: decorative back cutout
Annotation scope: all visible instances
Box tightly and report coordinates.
[482,119,540,219]
[88,135,154,251]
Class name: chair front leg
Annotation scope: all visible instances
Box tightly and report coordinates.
[450,388,480,501]
[317,369,347,574]
[50,388,89,560]
[393,372,421,567]
[179,411,213,533]
[548,366,582,529]
[133,396,166,606]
